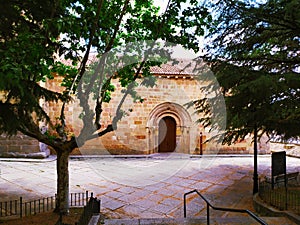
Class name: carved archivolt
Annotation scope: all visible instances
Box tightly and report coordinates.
[147,102,192,129]
[147,102,192,153]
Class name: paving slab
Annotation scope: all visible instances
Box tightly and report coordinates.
[0,155,299,224]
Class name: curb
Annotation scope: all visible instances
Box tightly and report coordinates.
[70,154,272,159]
[0,155,57,162]
[253,193,300,224]
[0,153,299,162]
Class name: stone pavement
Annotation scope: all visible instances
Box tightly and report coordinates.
[0,154,299,224]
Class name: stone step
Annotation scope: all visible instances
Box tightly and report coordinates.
[99,216,297,225]
[261,217,297,225]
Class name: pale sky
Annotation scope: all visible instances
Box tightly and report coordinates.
[153,0,204,58]
[153,0,169,13]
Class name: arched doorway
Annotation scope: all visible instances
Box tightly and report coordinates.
[147,102,193,154]
[158,116,176,152]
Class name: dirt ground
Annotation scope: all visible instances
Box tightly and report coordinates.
[0,208,83,225]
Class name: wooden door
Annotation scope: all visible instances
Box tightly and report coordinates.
[158,116,176,152]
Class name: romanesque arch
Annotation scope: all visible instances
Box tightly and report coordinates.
[146,102,192,154]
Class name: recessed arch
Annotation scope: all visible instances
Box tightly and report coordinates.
[147,102,192,154]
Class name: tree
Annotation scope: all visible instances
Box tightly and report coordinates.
[194,0,300,193]
[0,0,212,213]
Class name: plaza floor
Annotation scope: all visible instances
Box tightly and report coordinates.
[0,154,299,224]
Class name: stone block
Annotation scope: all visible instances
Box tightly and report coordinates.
[0,145,8,153]
[21,145,40,153]
[8,145,22,152]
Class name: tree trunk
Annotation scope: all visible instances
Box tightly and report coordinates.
[55,149,70,214]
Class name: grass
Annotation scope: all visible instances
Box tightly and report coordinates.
[0,208,83,225]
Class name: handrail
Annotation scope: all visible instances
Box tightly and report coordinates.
[184,189,267,225]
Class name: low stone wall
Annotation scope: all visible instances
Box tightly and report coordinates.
[270,142,300,158]
[0,133,40,154]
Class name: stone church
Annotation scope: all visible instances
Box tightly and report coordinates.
[0,59,269,157]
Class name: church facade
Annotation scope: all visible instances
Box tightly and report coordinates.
[0,60,269,156]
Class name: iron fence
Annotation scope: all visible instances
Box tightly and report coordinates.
[259,180,300,215]
[75,193,100,225]
[0,191,90,218]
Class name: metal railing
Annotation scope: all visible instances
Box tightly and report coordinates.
[75,193,100,225]
[259,180,300,214]
[183,189,267,225]
[0,191,90,218]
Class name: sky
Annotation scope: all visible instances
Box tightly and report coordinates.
[153,0,169,12]
[61,0,205,58]
[152,0,205,58]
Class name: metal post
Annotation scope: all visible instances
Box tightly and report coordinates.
[206,202,210,225]
[43,198,45,212]
[5,202,7,216]
[285,186,288,210]
[86,191,89,206]
[183,195,187,218]
[15,200,17,216]
[253,126,259,194]
[199,132,203,155]
[10,200,12,216]
[20,197,22,218]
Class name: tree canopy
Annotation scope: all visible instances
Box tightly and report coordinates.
[0,0,212,144]
[197,0,300,144]
[0,0,212,213]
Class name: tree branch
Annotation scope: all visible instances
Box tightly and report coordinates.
[58,0,104,139]
[77,0,131,143]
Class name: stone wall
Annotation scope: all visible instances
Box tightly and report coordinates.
[0,133,40,154]
[45,73,261,155]
[46,75,207,154]
[0,69,271,155]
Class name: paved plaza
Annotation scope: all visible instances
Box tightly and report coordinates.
[0,154,299,223]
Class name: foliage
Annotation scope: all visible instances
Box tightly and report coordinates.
[0,0,211,146]
[0,0,212,212]
[196,0,300,144]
